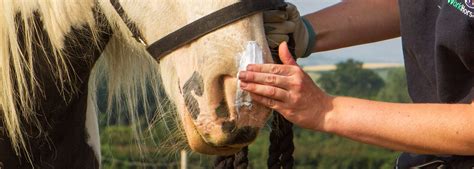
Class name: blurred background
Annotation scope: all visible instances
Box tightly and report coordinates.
[99,1,408,168]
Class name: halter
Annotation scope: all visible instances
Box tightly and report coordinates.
[109,0,294,168]
[110,0,286,60]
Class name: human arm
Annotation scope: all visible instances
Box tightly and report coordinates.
[265,0,401,55]
[325,96,474,155]
[238,42,474,155]
[306,0,401,52]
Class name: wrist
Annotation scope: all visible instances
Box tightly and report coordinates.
[312,94,336,132]
[301,17,316,58]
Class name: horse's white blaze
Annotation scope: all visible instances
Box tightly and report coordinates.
[118,0,273,153]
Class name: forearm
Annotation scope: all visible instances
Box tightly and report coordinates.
[304,0,401,52]
[323,96,474,155]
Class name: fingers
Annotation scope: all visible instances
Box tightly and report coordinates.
[264,21,294,49]
[279,42,297,65]
[285,3,300,21]
[263,3,299,23]
[240,82,288,101]
[264,22,296,34]
[263,7,295,49]
[239,71,290,89]
[266,34,289,49]
[246,64,296,76]
[248,93,284,110]
[263,9,288,22]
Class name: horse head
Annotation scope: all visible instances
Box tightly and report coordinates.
[109,0,276,155]
[1,1,279,166]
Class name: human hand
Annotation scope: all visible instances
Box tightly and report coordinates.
[264,3,316,58]
[238,42,332,130]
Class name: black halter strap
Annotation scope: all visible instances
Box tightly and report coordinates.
[110,0,147,45]
[110,0,286,60]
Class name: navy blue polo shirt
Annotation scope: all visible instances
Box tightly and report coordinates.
[398,0,474,167]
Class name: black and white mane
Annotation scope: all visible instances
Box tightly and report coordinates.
[0,1,168,168]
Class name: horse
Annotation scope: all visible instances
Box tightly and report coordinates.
[0,0,286,168]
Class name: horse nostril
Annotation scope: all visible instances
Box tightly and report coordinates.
[215,99,230,118]
[217,75,237,118]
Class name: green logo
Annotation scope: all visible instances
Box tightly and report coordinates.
[448,0,474,17]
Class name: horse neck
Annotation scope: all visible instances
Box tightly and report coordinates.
[17,1,112,113]
[0,1,112,167]
[0,0,112,114]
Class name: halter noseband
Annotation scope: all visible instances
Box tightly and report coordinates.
[110,0,286,60]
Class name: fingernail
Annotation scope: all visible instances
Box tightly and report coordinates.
[246,65,254,71]
[238,71,246,79]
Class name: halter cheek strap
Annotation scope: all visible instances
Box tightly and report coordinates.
[110,0,147,45]
[110,0,286,60]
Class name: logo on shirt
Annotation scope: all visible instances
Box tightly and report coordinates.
[447,0,474,17]
[466,0,474,8]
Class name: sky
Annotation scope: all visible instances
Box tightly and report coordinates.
[286,0,404,66]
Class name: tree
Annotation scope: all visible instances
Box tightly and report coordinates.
[376,68,411,103]
[317,59,385,99]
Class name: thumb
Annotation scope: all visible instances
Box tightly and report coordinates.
[278,42,297,65]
